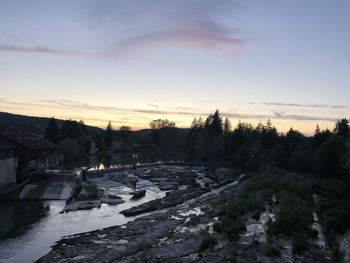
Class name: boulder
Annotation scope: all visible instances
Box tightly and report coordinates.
[129,189,146,199]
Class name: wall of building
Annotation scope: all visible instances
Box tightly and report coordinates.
[0,157,17,191]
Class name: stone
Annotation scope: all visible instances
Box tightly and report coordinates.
[129,189,146,199]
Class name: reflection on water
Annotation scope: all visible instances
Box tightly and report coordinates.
[90,148,184,170]
[0,201,49,240]
[0,178,165,263]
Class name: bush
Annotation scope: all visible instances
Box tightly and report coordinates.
[264,247,281,257]
[58,138,79,166]
[331,240,344,262]
[324,216,346,234]
[164,258,183,263]
[268,193,314,237]
[322,207,350,228]
[199,235,217,252]
[83,184,98,196]
[292,233,308,254]
[314,136,347,179]
[214,218,246,241]
[184,215,200,227]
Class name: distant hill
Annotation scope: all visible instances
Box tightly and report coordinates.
[0,112,103,134]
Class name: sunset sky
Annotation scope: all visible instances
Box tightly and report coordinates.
[0,0,349,134]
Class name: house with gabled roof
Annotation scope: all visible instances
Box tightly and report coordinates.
[0,128,57,191]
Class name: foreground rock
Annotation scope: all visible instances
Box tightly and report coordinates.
[100,194,125,205]
[129,189,146,199]
[37,166,335,263]
[63,183,125,212]
[36,168,243,263]
[109,174,138,188]
[121,187,207,216]
[63,200,101,212]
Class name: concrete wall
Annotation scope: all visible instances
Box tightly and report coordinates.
[0,157,17,191]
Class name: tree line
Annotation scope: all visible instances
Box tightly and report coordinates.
[44,110,350,180]
[186,110,349,180]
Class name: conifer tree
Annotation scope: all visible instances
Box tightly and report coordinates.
[44,117,60,144]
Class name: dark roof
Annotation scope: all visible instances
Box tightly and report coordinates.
[0,129,57,150]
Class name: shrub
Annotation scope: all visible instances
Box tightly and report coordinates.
[164,258,183,263]
[269,193,313,237]
[199,235,217,252]
[264,247,281,257]
[84,184,98,195]
[214,218,246,241]
[292,233,308,254]
[331,240,344,262]
[324,216,346,234]
[184,215,200,227]
[322,207,350,228]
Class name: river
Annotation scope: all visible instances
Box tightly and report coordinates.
[0,178,165,263]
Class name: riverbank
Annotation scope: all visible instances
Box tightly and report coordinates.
[36,165,242,263]
[3,165,346,262]
[36,166,342,263]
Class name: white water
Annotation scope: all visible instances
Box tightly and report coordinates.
[0,179,165,263]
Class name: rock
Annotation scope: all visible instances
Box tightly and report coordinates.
[62,200,101,212]
[129,189,146,199]
[158,182,179,191]
[121,187,207,217]
[101,194,125,205]
[36,167,251,263]
[110,174,138,188]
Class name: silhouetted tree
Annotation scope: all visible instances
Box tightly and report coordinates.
[314,136,347,179]
[186,117,204,160]
[271,144,288,168]
[44,117,60,144]
[260,119,278,148]
[58,138,79,167]
[211,110,223,137]
[194,130,211,161]
[312,125,332,149]
[61,119,84,142]
[223,117,232,135]
[105,121,113,148]
[289,149,313,173]
[333,118,349,137]
[149,119,176,147]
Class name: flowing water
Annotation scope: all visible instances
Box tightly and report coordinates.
[0,178,165,263]
[0,168,245,263]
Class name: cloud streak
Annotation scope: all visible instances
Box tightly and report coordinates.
[0,44,102,57]
[114,26,245,58]
[0,1,245,59]
[253,102,349,109]
[0,98,341,124]
[93,0,245,59]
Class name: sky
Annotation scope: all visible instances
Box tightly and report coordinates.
[0,0,349,134]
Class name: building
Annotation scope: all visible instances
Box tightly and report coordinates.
[0,128,57,191]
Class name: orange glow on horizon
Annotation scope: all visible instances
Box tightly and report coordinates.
[0,106,336,136]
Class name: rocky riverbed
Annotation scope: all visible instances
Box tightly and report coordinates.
[36,166,336,263]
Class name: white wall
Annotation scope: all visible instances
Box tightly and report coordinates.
[0,157,17,191]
